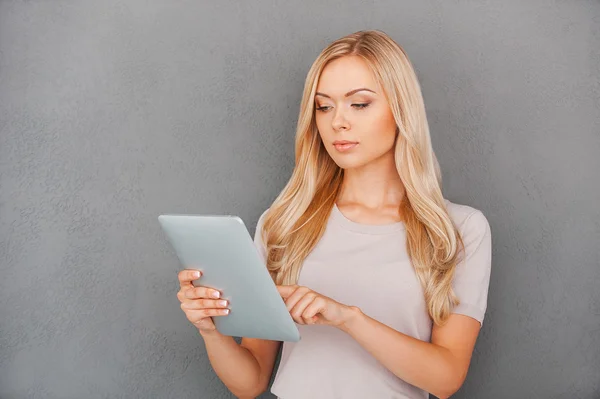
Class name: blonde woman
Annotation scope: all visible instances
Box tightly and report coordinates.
[177,30,492,399]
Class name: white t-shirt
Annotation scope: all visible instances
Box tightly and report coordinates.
[253,199,492,399]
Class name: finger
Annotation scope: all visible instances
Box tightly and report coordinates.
[283,286,311,312]
[302,297,326,324]
[277,284,299,300]
[188,308,230,323]
[181,299,228,310]
[184,286,222,300]
[179,269,202,288]
[290,293,318,324]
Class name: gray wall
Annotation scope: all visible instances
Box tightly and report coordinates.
[1,1,598,398]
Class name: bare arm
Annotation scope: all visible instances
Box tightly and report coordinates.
[277,284,483,399]
[201,330,281,398]
[340,308,480,399]
[177,269,281,398]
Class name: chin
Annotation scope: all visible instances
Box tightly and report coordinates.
[330,156,367,170]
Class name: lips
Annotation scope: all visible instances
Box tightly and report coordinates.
[333,141,359,152]
[333,140,358,145]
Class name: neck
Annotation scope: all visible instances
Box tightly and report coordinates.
[336,150,404,210]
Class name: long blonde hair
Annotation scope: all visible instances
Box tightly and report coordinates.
[260,30,465,326]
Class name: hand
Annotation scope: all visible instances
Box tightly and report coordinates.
[276,285,358,330]
[177,269,230,335]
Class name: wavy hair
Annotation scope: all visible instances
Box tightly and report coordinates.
[259,30,465,326]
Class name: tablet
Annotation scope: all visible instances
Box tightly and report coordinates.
[158,213,301,342]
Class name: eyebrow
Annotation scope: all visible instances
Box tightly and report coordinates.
[314,88,376,99]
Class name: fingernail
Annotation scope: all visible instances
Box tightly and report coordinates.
[212,291,220,298]
[218,300,227,307]
[193,271,200,278]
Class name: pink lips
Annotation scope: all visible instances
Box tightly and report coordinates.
[333,141,359,152]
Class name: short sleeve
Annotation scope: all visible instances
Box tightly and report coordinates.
[450,210,492,326]
[253,208,269,265]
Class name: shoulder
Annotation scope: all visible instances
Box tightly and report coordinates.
[254,208,271,237]
[443,198,491,239]
[443,200,493,325]
[256,208,270,227]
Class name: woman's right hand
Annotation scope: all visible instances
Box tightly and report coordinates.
[177,269,230,334]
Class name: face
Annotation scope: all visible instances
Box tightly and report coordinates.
[314,56,398,170]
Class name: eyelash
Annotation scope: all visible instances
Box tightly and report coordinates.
[316,103,370,112]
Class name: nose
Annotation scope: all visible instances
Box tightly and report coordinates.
[332,107,350,131]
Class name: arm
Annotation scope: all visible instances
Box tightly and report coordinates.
[201,330,281,398]
[340,210,492,398]
[200,208,281,398]
[277,210,492,398]
[340,308,480,399]
[277,285,480,398]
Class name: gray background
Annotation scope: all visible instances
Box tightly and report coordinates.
[1,1,598,398]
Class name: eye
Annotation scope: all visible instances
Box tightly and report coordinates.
[316,103,370,112]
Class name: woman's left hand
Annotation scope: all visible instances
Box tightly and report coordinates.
[276,285,358,330]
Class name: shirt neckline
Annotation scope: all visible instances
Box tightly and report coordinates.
[331,203,406,234]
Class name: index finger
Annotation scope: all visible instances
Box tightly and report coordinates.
[276,284,299,300]
[178,269,202,288]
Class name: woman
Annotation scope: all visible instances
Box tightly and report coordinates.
[177,30,492,399]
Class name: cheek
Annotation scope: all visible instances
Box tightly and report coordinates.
[361,107,397,150]
[315,114,328,137]
[360,131,396,162]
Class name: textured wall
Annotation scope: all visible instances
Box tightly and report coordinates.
[1,1,598,398]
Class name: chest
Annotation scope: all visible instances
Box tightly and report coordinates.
[297,227,429,333]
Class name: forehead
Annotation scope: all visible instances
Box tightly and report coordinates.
[316,56,379,95]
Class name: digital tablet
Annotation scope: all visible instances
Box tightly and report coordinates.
[158,213,301,342]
